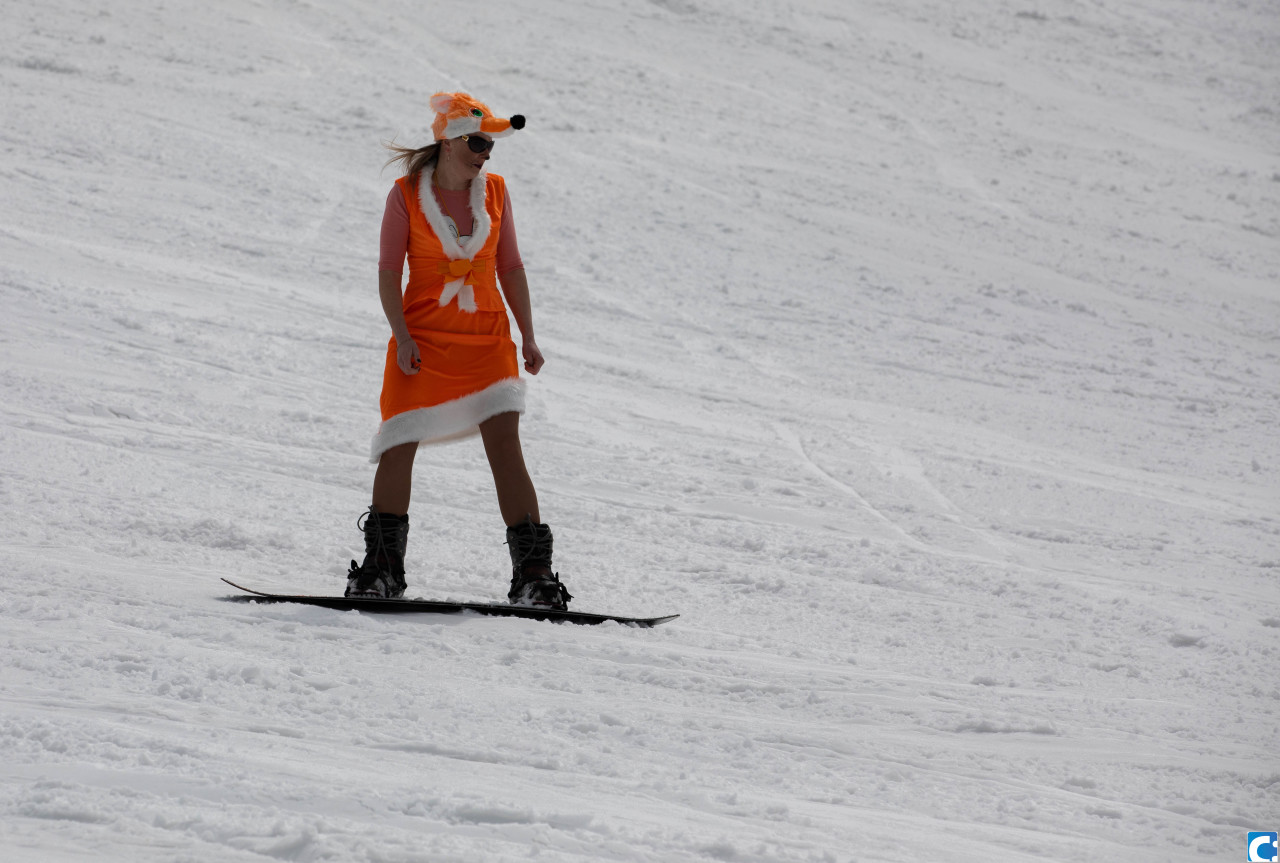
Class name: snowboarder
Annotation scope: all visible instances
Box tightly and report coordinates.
[345,92,571,610]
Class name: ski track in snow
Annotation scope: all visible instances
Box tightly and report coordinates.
[2,0,1278,861]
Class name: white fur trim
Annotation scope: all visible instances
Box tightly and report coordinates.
[437,279,478,312]
[441,116,482,139]
[417,161,491,260]
[440,118,517,139]
[370,377,526,462]
[415,161,491,313]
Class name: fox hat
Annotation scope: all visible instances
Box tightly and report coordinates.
[430,92,525,141]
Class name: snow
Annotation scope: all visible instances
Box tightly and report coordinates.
[2,0,1278,860]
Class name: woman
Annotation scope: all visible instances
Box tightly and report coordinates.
[345,91,571,610]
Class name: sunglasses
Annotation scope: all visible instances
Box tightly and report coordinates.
[460,135,494,154]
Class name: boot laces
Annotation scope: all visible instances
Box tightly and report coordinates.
[352,507,405,592]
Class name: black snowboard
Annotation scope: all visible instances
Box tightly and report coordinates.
[221,579,678,627]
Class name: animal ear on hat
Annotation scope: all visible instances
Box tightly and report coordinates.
[429,93,455,114]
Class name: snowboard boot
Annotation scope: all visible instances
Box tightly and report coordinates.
[345,507,410,598]
[505,516,572,610]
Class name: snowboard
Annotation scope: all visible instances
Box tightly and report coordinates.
[221,579,679,627]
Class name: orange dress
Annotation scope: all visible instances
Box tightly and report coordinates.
[370,168,524,462]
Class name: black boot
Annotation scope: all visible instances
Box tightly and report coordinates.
[506,516,572,610]
[345,507,409,598]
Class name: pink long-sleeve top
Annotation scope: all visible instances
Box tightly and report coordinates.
[378,182,524,276]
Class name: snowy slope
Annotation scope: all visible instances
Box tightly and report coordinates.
[2,0,1278,860]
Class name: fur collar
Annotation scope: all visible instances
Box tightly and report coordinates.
[417,159,491,261]
[414,159,490,312]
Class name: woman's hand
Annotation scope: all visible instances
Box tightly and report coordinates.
[522,341,545,375]
[396,337,421,375]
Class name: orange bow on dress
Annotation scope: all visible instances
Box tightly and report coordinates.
[436,259,488,312]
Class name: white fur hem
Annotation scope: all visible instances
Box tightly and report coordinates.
[370,377,526,462]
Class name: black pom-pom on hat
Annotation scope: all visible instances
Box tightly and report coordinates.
[509,114,526,130]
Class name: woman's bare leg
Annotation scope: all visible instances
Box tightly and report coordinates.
[371,441,418,516]
[479,411,539,526]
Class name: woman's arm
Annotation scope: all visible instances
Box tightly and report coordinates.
[497,267,544,375]
[379,269,420,375]
[378,186,419,376]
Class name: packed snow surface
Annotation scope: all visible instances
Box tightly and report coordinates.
[2,0,1278,860]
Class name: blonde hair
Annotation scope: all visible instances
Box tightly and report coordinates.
[382,140,441,181]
